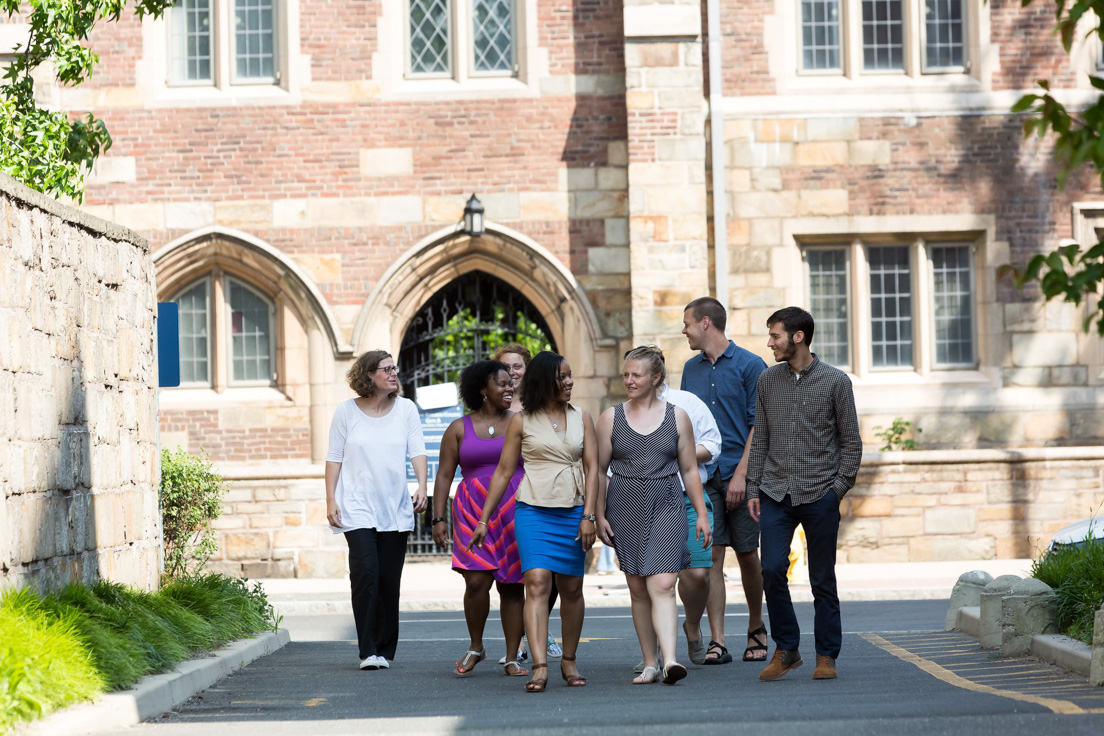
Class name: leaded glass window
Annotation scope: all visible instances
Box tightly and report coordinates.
[169,0,213,83]
[807,249,850,368]
[801,0,842,72]
[228,280,273,384]
[472,0,514,73]
[862,0,905,71]
[410,0,452,76]
[869,246,913,368]
[924,0,965,70]
[175,280,211,385]
[931,245,973,366]
[234,0,277,80]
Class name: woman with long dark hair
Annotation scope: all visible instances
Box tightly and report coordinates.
[432,360,527,677]
[469,351,599,692]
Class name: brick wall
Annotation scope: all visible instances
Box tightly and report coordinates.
[0,174,161,592]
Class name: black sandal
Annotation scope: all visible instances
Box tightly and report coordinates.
[743,625,769,662]
[703,640,732,665]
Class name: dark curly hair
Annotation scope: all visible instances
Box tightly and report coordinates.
[346,349,398,398]
[458,360,510,411]
[520,351,567,413]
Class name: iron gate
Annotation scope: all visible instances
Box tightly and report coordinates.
[400,271,556,557]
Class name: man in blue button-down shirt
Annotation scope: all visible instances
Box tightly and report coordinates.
[680,297,768,665]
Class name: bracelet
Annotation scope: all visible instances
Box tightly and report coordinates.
[476,521,489,529]
[581,513,596,522]
[431,517,447,525]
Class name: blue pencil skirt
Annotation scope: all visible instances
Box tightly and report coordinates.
[514,501,586,577]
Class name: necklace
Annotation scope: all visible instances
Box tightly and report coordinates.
[480,407,506,436]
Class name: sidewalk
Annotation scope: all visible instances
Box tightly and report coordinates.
[259,558,1034,615]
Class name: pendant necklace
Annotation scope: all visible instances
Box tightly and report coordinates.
[480,407,505,436]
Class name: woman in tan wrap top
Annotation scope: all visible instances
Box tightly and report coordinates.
[470,351,599,693]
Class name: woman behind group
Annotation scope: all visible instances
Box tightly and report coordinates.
[491,343,564,663]
[470,351,599,693]
[596,346,712,685]
[431,361,528,677]
[325,350,428,671]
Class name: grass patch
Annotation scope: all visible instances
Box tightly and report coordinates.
[0,574,278,733]
[1031,535,1104,644]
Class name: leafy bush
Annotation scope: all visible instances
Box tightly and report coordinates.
[1031,535,1104,644]
[0,573,279,732]
[873,418,922,451]
[159,448,230,580]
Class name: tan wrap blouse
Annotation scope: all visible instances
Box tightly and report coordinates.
[515,404,585,508]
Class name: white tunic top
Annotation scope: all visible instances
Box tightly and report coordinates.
[326,397,427,533]
[659,384,722,487]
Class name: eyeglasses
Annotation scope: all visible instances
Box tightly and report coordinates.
[374,365,399,375]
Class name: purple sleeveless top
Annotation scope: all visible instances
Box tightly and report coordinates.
[458,414,524,479]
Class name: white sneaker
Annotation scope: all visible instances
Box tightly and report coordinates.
[376,657,390,669]
[546,634,563,659]
[360,656,380,670]
[499,647,526,665]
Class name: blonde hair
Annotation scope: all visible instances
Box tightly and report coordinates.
[623,345,667,388]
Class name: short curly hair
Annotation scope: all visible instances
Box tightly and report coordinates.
[458,360,510,411]
[492,343,532,366]
[346,350,397,398]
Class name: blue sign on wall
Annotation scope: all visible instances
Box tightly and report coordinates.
[407,403,466,486]
[157,302,180,388]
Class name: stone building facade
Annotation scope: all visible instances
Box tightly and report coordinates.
[0,174,162,592]
[6,0,1104,575]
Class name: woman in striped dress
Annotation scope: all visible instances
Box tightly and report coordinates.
[432,361,527,677]
[596,346,712,685]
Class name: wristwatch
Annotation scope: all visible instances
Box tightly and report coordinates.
[431,517,447,525]
[581,513,596,522]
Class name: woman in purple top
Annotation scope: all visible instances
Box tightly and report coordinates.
[432,360,527,677]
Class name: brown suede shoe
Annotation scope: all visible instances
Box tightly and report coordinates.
[813,655,837,680]
[759,649,803,681]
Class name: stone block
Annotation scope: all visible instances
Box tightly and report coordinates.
[732,191,798,219]
[977,413,1025,443]
[849,140,891,166]
[751,168,782,192]
[243,560,295,578]
[215,200,272,227]
[114,203,165,231]
[223,532,271,560]
[877,516,925,539]
[645,67,703,90]
[755,119,805,143]
[1071,410,1104,441]
[849,497,891,517]
[298,549,348,578]
[608,141,629,166]
[643,187,705,215]
[589,247,630,274]
[1002,367,1050,387]
[629,162,688,186]
[795,141,850,167]
[1013,333,1078,367]
[572,191,628,219]
[657,89,706,110]
[1001,578,1058,657]
[519,192,569,220]
[1024,412,1070,442]
[909,536,996,562]
[274,527,320,548]
[293,254,341,284]
[657,137,706,162]
[805,117,858,141]
[1004,302,1045,331]
[605,218,629,246]
[567,167,597,191]
[378,196,424,224]
[307,197,377,227]
[359,147,414,178]
[597,167,628,191]
[1050,366,1088,386]
[424,196,466,223]
[623,4,701,39]
[1092,604,1104,686]
[945,570,993,630]
[924,507,976,535]
[671,215,707,240]
[979,574,1022,649]
[625,42,680,67]
[626,90,655,109]
[164,202,215,230]
[798,189,849,216]
[728,142,794,168]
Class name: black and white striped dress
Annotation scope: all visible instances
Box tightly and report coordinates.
[606,403,691,575]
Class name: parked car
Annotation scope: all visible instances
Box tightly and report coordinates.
[1047,516,1104,552]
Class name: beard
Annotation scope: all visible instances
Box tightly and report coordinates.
[773,341,796,363]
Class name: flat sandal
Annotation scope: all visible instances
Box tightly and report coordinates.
[526,663,548,693]
[560,654,587,687]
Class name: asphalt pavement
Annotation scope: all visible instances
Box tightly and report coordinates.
[102,599,1104,736]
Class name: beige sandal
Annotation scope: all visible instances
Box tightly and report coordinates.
[454,648,486,676]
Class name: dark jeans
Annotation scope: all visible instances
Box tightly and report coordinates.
[345,528,409,660]
[759,492,841,659]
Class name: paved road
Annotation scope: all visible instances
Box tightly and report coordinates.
[108,601,1104,736]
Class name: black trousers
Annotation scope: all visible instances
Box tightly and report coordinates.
[345,528,409,660]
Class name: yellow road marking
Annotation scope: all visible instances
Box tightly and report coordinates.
[861,633,1088,715]
[303,698,327,707]
[577,637,622,642]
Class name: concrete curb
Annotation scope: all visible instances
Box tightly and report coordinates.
[23,629,292,736]
[1031,634,1092,677]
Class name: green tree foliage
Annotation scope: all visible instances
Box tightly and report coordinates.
[0,0,172,201]
[873,418,921,451]
[428,305,554,385]
[159,448,229,580]
[1009,0,1104,334]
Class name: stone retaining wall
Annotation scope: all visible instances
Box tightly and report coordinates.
[0,173,161,592]
[208,447,1104,577]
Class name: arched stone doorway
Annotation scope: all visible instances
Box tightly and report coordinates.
[399,271,556,394]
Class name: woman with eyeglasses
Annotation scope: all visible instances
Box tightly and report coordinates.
[325,350,428,672]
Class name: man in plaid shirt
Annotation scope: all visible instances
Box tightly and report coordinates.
[746,307,862,681]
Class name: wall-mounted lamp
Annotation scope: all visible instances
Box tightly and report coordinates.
[463,193,484,237]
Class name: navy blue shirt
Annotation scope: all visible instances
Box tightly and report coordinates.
[681,340,767,481]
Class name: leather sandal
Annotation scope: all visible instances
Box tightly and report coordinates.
[525,663,548,692]
[743,625,769,662]
[662,661,687,685]
[560,655,587,687]
[703,640,732,665]
[454,648,486,676]
[503,660,530,677]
